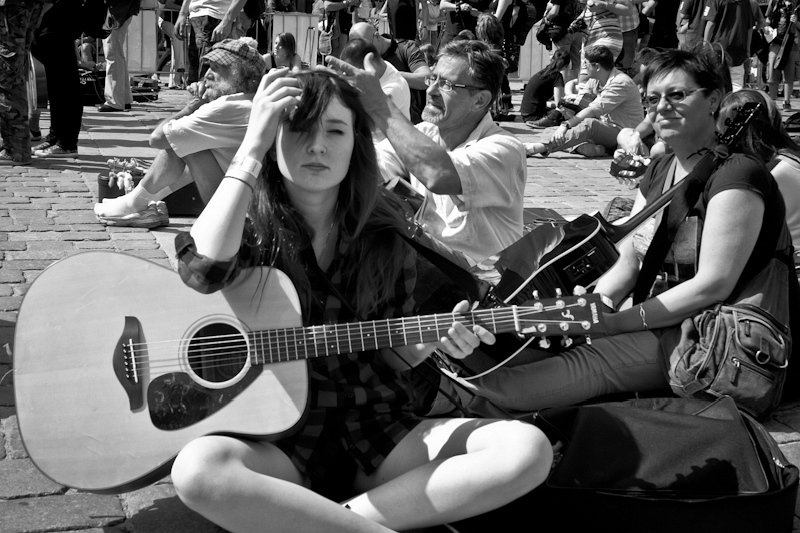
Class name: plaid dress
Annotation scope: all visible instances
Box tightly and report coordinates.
[175,227,423,499]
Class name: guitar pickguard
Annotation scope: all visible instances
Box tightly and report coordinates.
[148,367,262,431]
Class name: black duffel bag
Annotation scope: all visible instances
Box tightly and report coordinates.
[449,397,798,532]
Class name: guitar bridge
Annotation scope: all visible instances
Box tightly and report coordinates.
[112,316,144,411]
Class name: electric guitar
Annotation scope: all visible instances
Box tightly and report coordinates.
[13,251,604,494]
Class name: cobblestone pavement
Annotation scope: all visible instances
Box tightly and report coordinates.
[1,82,800,532]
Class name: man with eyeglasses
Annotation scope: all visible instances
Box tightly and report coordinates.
[525,45,642,157]
[350,22,432,124]
[327,39,527,265]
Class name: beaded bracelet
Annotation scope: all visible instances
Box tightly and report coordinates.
[639,303,649,330]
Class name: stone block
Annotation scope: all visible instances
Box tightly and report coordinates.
[0,493,125,533]
[54,213,103,225]
[122,483,222,533]
[115,242,160,251]
[0,270,24,283]
[59,232,110,241]
[0,457,65,498]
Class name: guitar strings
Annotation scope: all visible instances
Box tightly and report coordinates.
[122,303,595,374]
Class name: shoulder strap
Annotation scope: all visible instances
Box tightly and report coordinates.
[631,151,721,304]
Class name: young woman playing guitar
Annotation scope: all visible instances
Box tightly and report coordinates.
[169,68,553,532]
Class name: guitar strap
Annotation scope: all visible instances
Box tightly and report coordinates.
[631,150,725,304]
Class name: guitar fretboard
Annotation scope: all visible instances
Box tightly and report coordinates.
[245,303,595,364]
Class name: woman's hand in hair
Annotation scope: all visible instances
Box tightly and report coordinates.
[239,67,303,162]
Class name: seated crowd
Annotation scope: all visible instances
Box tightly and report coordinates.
[90,1,800,529]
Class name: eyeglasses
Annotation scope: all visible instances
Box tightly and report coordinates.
[424,75,484,92]
[643,88,707,109]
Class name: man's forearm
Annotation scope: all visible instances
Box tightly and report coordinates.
[150,98,204,149]
[379,104,462,194]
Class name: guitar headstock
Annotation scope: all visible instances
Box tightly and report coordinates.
[717,102,761,146]
[515,292,606,340]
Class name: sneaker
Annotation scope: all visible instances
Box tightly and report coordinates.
[783,102,793,111]
[34,145,77,158]
[526,117,558,129]
[31,140,54,154]
[573,142,607,157]
[97,201,169,228]
[0,149,31,166]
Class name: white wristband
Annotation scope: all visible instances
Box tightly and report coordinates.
[229,155,263,180]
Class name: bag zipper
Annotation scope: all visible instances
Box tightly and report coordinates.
[729,356,776,382]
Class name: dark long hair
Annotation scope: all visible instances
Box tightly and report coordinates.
[718,89,800,163]
[247,70,409,317]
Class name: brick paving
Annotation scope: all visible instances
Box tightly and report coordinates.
[0,81,799,532]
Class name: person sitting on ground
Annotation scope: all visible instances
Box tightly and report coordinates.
[525,44,642,158]
[264,32,303,71]
[614,44,733,168]
[520,48,570,126]
[169,67,553,532]
[94,38,264,228]
[327,39,527,265]
[416,45,799,418]
[718,89,800,250]
[340,37,412,133]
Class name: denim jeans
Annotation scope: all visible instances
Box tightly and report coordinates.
[428,329,674,417]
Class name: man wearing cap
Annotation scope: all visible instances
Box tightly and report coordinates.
[94,38,265,227]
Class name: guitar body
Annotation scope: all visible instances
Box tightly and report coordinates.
[494,214,620,304]
[14,252,307,494]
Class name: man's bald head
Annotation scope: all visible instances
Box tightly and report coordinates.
[349,22,377,42]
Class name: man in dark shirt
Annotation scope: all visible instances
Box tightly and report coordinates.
[350,21,432,123]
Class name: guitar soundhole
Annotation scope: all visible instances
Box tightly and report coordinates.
[187,323,248,383]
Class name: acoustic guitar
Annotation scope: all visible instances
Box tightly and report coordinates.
[13,251,603,494]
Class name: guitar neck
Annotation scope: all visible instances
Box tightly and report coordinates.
[596,151,718,245]
[246,308,515,365]
[246,296,602,364]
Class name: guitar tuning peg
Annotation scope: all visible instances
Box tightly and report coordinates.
[555,288,563,297]
[539,338,551,349]
[585,335,592,345]
[532,290,539,300]
[561,336,573,348]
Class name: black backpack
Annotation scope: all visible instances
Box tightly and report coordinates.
[449,397,799,533]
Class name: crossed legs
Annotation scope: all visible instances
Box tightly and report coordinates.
[171,418,552,532]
